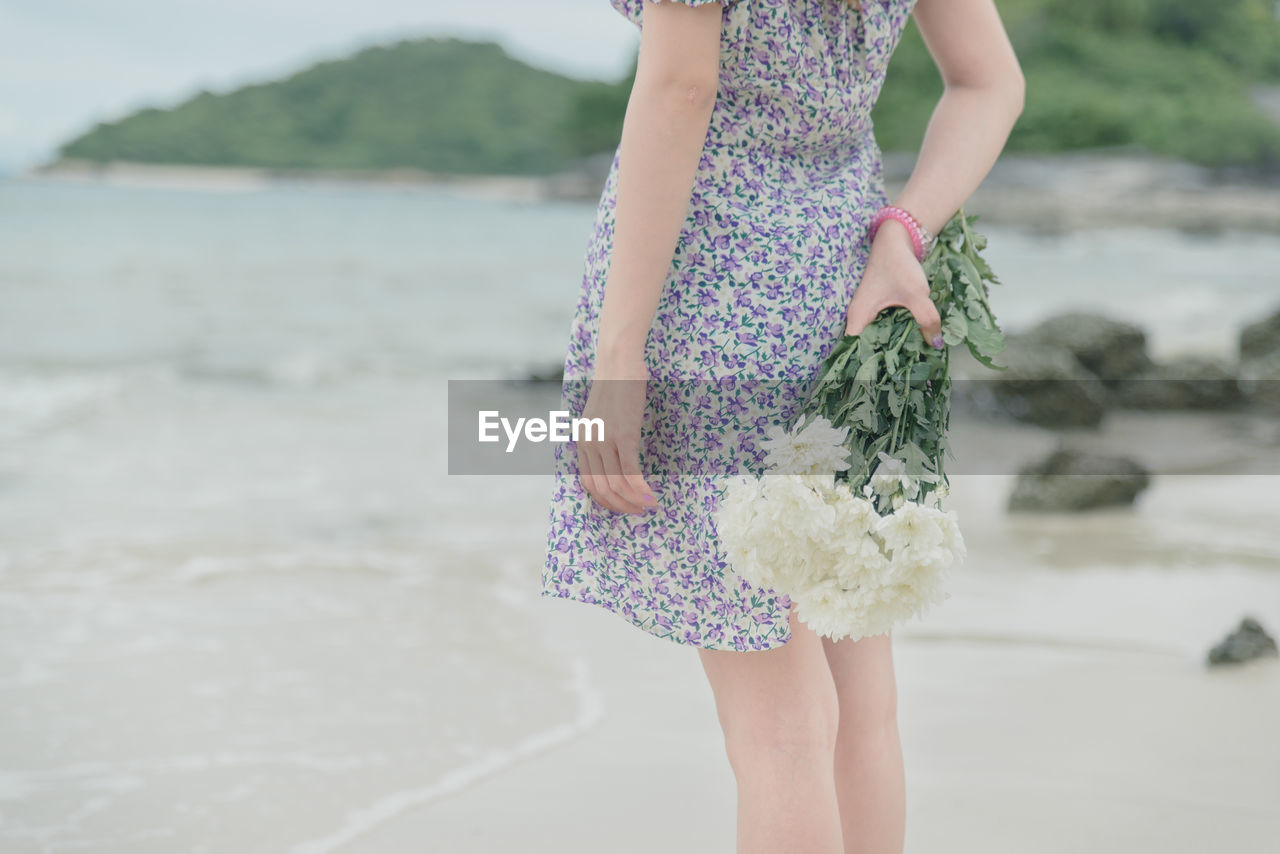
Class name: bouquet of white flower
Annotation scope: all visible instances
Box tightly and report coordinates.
[714,209,1006,642]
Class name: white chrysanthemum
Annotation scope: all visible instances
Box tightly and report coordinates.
[831,493,879,536]
[781,471,839,493]
[716,475,762,531]
[757,474,838,543]
[791,577,872,639]
[716,473,837,593]
[936,507,966,563]
[868,451,945,504]
[760,414,851,477]
[830,534,893,590]
[868,451,919,501]
[888,542,952,581]
[715,476,778,588]
[716,436,964,644]
[873,501,946,556]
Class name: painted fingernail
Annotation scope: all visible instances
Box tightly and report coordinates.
[643,493,657,506]
[931,334,944,349]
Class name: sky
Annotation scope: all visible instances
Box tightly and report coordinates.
[0,0,640,173]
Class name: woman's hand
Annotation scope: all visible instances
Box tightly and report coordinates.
[845,218,944,344]
[577,355,658,515]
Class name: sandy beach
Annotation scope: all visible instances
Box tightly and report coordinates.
[336,470,1280,854]
[2,176,1278,852]
[5,474,1277,853]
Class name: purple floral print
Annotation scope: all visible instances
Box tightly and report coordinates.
[542,0,921,651]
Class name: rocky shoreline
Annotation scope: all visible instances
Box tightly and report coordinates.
[31,148,1280,233]
[949,306,1280,422]
[518,305,1280,512]
[29,157,606,203]
[889,150,1280,236]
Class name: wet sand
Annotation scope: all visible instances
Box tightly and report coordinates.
[339,472,1280,853]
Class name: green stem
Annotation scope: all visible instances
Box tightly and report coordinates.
[887,323,914,458]
[957,206,973,251]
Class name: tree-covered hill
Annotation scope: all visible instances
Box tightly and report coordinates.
[876,0,1280,170]
[57,0,1280,175]
[59,37,590,175]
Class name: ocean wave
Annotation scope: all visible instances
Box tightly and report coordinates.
[0,551,596,852]
[0,543,438,591]
[289,654,604,854]
[0,368,126,442]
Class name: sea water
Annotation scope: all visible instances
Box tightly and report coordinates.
[0,177,606,852]
[1,174,1278,851]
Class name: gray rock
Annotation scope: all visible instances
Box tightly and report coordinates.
[1239,306,1280,362]
[1008,446,1151,512]
[1207,616,1279,667]
[1029,312,1154,383]
[1112,355,1245,410]
[971,335,1108,428]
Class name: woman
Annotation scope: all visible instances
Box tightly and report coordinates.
[543,0,1023,850]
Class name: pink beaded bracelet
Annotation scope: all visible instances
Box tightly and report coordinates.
[868,204,935,262]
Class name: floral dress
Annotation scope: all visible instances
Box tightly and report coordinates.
[542,0,920,651]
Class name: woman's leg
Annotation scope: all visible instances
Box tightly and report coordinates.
[821,631,906,854]
[696,604,844,854]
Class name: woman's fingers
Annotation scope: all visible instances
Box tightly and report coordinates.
[909,293,944,349]
[617,442,657,510]
[576,444,608,511]
[847,292,944,349]
[579,444,620,513]
[599,444,647,514]
[844,291,875,336]
[579,441,649,514]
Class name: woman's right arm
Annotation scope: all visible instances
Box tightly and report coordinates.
[845,0,1024,341]
[579,1,725,515]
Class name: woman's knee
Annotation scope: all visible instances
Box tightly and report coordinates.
[716,677,840,777]
[837,688,898,747]
[723,711,838,779]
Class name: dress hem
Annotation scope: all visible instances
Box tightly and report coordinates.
[538,586,794,653]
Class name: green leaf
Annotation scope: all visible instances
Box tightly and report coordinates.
[797,207,1004,495]
[954,252,985,291]
[966,339,1007,370]
[853,352,882,384]
[941,309,968,345]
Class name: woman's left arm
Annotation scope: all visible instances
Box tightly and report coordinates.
[578,1,725,515]
[890,0,1026,238]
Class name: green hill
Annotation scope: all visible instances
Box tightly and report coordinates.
[875,0,1280,170]
[59,38,592,175]
[57,0,1280,174]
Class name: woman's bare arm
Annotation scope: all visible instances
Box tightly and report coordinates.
[579,1,724,515]
[594,1,724,372]
[845,0,1024,341]
[890,0,1026,239]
